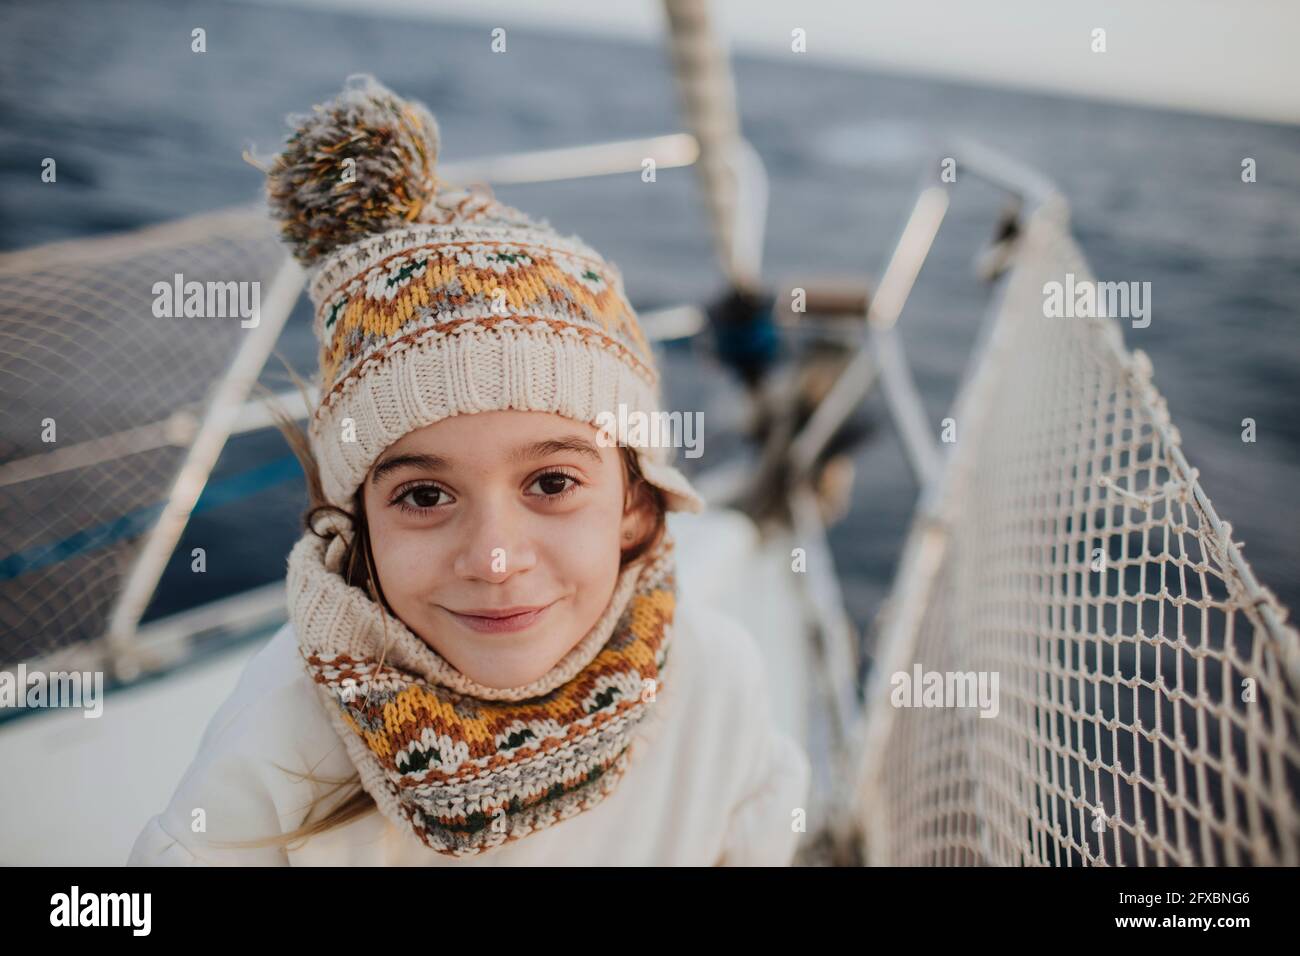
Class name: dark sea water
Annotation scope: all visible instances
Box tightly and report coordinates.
[2,0,1297,636]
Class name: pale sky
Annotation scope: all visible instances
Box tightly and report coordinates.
[246,0,1300,126]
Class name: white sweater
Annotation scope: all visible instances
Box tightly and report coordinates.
[126,593,811,866]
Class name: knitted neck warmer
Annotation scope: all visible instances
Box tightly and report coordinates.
[284,512,678,858]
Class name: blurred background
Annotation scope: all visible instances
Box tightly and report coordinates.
[4,0,1298,629]
[1,0,1297,863]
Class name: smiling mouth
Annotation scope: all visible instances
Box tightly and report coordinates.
[442,600,559,633]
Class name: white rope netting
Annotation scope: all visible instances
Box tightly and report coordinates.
[0,205,289,665]
[856,199,1300,866]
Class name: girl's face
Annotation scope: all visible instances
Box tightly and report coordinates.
[362,409,646,689]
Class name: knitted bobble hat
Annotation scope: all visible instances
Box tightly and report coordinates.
[263,73,704,518]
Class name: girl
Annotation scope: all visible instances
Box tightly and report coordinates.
[127,74,810,866]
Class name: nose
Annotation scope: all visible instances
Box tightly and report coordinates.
[451,495,538,583]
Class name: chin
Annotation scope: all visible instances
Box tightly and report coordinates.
[475,658,561,690]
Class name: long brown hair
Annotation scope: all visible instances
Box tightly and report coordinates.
[214,370,668,853]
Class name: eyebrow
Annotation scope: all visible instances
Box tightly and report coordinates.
[369,435,603,486]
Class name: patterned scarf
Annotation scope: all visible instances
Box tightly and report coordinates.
[284,512,678,858]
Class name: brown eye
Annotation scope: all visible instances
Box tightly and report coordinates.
[526,470,583,500]
[537,474,571,495]
[409,486,443,507]
[393,483,451,513]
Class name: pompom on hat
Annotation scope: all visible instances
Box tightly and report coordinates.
[261,73,704,516]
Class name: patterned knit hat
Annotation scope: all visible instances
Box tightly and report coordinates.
[263,73,704,515]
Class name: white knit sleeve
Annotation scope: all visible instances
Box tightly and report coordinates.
[125,627,340,866]
[715,727,811,866]
[127,815,219,866]
[697,605,812,867]
[123,699,299,866]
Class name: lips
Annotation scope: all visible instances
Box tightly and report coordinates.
[443,600,558,634]
[456,605,550,619]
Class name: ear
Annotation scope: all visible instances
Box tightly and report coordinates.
[619,485,651,551]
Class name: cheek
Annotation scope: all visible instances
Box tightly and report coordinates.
[535,491,626,589]
[364,499,448,596]
[551,486,626,546]
[540,512,622,580]
[368,532,416,602]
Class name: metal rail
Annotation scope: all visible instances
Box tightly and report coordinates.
[101,256,305,680]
